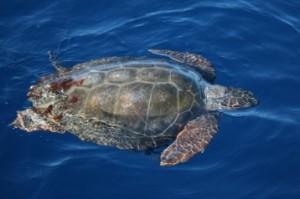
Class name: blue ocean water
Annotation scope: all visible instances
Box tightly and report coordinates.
[1,0,300,198]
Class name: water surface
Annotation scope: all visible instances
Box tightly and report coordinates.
[1,0,300,198]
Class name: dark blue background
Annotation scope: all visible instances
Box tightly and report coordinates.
[1,0,300,198]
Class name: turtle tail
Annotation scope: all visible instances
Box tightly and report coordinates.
[204,85,258,110]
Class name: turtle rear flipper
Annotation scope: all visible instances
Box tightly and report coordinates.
[160,113,218,166]
[148,49,215,82]
[48,51,69,73]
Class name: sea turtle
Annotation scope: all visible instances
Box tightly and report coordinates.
[12,49,257,166]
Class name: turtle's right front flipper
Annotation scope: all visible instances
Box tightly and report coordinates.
[149,49,215,82]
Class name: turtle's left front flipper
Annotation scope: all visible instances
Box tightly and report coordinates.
[160,113,218,166]
[149,49,215,82]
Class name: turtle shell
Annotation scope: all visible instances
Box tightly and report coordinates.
[37,58,206,149]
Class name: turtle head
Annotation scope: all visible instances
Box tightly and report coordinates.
[204,84,258,111]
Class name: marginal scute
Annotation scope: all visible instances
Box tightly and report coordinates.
[107,68,136,83]
[82,72,105,87]
[138,68,170,82]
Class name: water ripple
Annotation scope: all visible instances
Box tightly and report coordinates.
[225,107,299,125]
[2,1,300,199]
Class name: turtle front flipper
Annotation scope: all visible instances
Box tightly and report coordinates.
[148,49,215,82]
[160,113,218,166]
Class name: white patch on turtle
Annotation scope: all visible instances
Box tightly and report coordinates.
[204,85,226,110]
[204,85,226,98]
[82,72,105,87]
[107,69,135,83]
